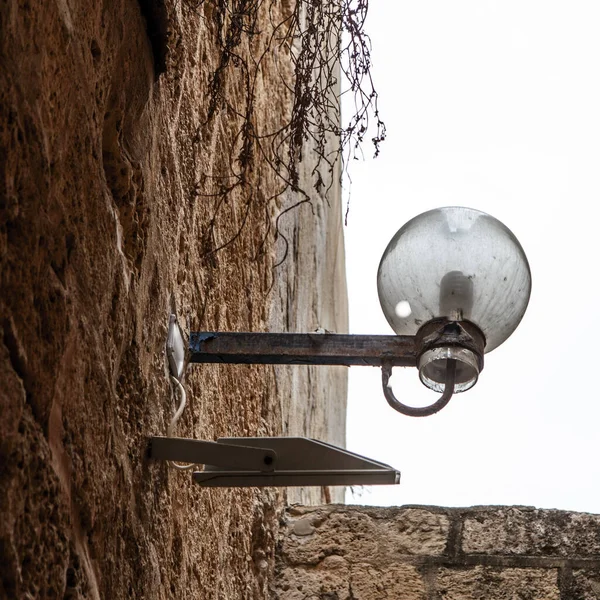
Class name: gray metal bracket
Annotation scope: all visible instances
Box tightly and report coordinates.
[149,436,400,488]
[150,437,277,471]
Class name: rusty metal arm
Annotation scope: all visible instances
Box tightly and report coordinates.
[189,332,417,367]
[185,330,463,417]
[381,359,456,417]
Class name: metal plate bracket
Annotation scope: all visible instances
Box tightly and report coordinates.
[149,436,400,488]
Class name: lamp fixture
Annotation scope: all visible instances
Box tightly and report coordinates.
[377,206,531,404]
[151,206,530,486]
[185,206,531,417]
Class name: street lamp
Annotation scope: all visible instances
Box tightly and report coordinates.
[185,206,531,417]
[152,206,530,486]
[377,206,531,415]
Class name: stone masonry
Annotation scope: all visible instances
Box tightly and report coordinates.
[0,0,347,597]
[273,504,600,599]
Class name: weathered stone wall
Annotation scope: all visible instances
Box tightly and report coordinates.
[269,100,348,507]
[274,505,600,599]
[0,0,347,598]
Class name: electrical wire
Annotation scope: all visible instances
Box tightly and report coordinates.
[167,375,195,471]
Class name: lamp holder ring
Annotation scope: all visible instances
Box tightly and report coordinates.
[415,318,486,369]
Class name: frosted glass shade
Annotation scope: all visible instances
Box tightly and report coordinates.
[377,207,531,353]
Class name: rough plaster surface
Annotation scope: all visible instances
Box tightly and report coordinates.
[274,505,600,599]
[0,0,347,597]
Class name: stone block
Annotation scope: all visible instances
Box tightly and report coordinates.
[281,506,450,567]
[349,563,426,600]
[272,560,350,599]
[567,569,600,599]
[381,507,450,556]
[435,566,560,600]
[271,561,426,600]
[462,507,600,556]
[282,509,380,566]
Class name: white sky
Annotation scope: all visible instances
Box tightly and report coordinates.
[343,0,600,512]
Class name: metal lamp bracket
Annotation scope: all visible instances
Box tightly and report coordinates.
[160,318,401,487]
[185,326,481,416]
[156,314,484,487]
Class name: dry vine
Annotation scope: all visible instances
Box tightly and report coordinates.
[186,0,385,264]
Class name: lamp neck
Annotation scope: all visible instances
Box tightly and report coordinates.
[416,318,486,366]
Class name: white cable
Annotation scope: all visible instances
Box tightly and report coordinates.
[167,375,195,471]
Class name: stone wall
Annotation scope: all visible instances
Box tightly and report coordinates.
[0,0,347,597]
[268,91,348,507]
[274,505,600,599]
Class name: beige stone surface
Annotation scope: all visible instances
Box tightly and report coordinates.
[268,66,348,507]
[0,0,347,597]
[463,507,600,556]
[269,177,348,506]
[275,505,600,600]
[283,508,380,566]
[569,570,600,599]
[382,507,450,556]
[349,563,426,600]
[272,563,350,600]
[281,506,450,567]
[435,566,560,600]
[272,561,426,600]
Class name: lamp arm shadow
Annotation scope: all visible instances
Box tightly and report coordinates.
[381,359,456,417]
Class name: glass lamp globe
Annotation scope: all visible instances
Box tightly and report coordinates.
[377,206,531,393]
